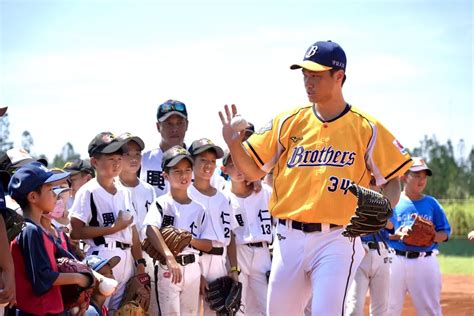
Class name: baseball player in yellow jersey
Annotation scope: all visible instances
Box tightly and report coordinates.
[219,40,413,316]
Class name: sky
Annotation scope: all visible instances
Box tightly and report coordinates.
[1,0,472,162]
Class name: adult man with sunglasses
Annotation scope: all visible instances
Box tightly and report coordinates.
[140,99,189,198]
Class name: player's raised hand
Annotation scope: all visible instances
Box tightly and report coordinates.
[219,104,245,145]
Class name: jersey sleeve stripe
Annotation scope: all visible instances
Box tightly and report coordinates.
[384,158,413,180]
[245,140,265,167]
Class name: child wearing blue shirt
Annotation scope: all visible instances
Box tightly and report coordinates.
[387,157,450,316]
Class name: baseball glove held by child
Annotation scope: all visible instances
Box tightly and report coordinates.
[205,276,242,313]
[141,226,192,264]
[402,214,436,247]
[342,183,393,238]
[57,257,96,309]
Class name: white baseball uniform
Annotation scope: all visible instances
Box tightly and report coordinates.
[143,193,210,315]
[140,148,169,198]
[225,184,273,316]
[69,178,136,311]
[119,178,158,315]
[141,148,227,197]
[188,184,234,316]
[345,232,392,316]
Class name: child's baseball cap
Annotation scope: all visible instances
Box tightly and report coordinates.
[0,147,48,172]
[63,159,95,177]
[8,162,70,201]
[162,146,193,169]
[88,132,126,157]
[408,157,432,176]
[83,255,121,272]
[188,138,224,158]
[157,99,188,122]
[117,132,145,151]
[290,40,346,72]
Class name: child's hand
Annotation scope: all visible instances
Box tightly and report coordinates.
[0,270,16,307]
[199,275,208,295]
[165,256,182,284]
[76,273,92,288]
[113,211,133,232]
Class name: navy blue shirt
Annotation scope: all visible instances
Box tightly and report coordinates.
[18,219,72,296]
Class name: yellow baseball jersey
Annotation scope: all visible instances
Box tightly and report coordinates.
[244,104,412,225]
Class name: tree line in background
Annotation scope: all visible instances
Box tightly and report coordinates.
[1,114,473,199]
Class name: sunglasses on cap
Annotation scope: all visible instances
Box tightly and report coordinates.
[160,102,186,113]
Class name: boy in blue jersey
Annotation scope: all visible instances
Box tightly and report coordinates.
[387,157,450,316]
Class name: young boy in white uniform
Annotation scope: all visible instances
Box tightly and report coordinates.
[117,132,157,313]
[187,138,239,315]
[221,151,273,316]
[70,132,146,312]
[143,146,213,315]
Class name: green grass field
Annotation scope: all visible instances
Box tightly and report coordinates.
[438,238,474,275]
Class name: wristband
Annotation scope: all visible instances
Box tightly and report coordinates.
[230,266,241,275]
[135,258,147,267]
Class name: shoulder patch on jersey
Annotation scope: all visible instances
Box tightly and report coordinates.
[392,139,408,155]
[256,120,273,135]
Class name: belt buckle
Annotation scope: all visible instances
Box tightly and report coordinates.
[179,255,190,266]
[407,251,419,259]
[300,222,306,231]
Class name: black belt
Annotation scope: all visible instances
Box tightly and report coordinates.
[395,250,432,259]
[175,254,195,266]
[201,247,224,256]
[247,242,265,248]
[366,241,379,250]
[101,241,131,249]
[279,219,341,233]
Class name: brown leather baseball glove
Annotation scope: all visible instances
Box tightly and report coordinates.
[119,273,151,311]
[141,226,192,264]
[402,214,436,247]
[57,257,96,309]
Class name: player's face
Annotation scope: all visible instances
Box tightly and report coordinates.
[70,173,91,197]
[92,154,123,178]
[223,159,245,183]
[303,69,341,104]
[157,115,188,148]
[193,150,217,181]
[122,141,142,174]
[33,183,59,212]
[404,171,428,194]
[165,159,193,190]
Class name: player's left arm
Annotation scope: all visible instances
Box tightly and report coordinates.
[227,233,239,282]
[131,225,146,274]
[432,198,451,243]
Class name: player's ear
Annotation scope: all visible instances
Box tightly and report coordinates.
[156,122,162,133]
[90,156,99,168]
[336,70,345,82]
[162,171,169,181]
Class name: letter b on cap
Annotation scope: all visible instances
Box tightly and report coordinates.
[305,45,318,58]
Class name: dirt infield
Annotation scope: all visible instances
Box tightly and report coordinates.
[364,275,474,315]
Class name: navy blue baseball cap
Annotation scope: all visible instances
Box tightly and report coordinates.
[290,40,346,72]
[8,162,70,201]
[157,99,188,122]
[83,255,120,272]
